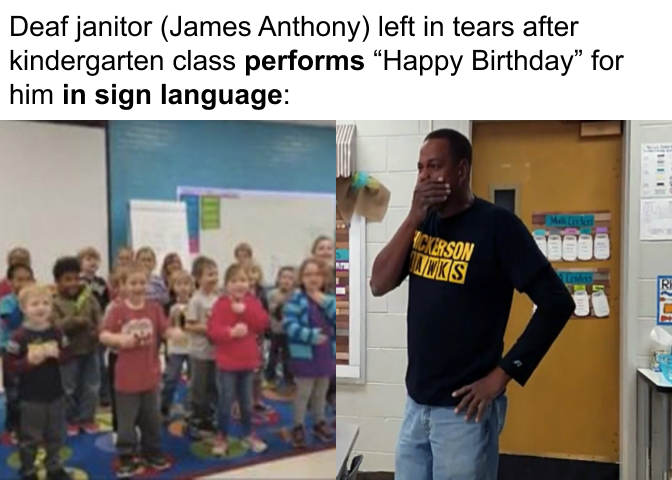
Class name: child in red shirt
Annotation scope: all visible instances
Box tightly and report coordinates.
[100,263,185,480]
[207,264,269,456]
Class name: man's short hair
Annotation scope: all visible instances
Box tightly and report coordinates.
[424,128,473,166]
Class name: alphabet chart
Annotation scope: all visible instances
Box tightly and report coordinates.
[531,211,612,262]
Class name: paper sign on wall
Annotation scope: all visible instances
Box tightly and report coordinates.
[200,196,221,230]
[657,276,672,325]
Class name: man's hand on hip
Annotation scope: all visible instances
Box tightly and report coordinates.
[452,366,511,423]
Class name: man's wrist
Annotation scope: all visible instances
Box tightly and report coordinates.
[493,365,513,385]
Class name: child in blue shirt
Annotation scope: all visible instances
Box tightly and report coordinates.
[0,263,34,442]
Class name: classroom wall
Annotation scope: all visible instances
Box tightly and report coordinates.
[335,120,470,471]
[627,121,672,480]
[108,120,336,259]
[0,121,108,282]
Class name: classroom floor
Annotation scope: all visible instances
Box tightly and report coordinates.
[0,359,334,479]
[200,449,334,479]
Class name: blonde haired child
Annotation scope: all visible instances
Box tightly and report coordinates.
[100,262,185,478]
[234,242,254,268]
[283,258,335,448]
[135,247,170,307]
[208,264,269,455]
[185,257,220,438]
[161,269,193,419]
[78,246,112,407]
[265,266,296,387]
[246,263,270,413]
[6,284,71,480]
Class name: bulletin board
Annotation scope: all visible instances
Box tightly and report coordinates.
[336,209,366,384]
[531,211,611,262]
[555,268,612,319]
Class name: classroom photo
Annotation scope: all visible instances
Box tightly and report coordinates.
[0,120,337,480]
[335,120,672,480]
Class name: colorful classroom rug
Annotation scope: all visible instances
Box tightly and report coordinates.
[0,384,335,480]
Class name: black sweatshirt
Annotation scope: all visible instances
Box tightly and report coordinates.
[5,326,70,402]
[397,197,574,406]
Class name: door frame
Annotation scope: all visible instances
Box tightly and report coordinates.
[466,120,634,480]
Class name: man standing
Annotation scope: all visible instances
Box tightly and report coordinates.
[370,129,575,480]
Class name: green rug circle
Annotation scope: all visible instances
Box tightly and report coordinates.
[7,446,73,470]
[190,437,249,460]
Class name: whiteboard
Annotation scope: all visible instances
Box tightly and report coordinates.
[195,190,335,284]
[129,200,190,272]
[0,121,108,282]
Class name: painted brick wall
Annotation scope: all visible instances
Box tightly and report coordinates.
[108,120,336,259]
[629,121,672,480]
[336,120,470,471]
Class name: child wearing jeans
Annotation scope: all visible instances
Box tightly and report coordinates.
[100,263,184,479]
[185,257,220,438]
[52,257,102,436]
[208,264,269,456]
[161,269,193,419]
[0,263,35,443]
[6,284,72,480]
[283,258,336,448]
[78,247,112,407]
[265,266,296,387]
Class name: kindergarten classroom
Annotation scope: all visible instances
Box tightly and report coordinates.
[335,120,672,480]
[0,120,336,479]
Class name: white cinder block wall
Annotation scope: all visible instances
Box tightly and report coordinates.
[630,121,672,480]
[336,121,469,471]
[337,120,672,476]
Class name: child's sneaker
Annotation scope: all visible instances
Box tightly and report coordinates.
[245,434,268,453]
[46,468,73,480]
[291,425,307,448]
[254,402,269,413]
[312,420,333,443]
[144,453,171,471]
[81,423,100,434]
[116,456,143,479]
[211,435,229,457]
[67,425,80,437]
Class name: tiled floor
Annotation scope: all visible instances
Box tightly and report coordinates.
[200,449,335,479]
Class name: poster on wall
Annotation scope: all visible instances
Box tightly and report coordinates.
[179,194,200,254]
[640,198,672,241]
[335,210,350,365]
[641,143,672,198]
[531,212,611,262]
[657,276,672,325]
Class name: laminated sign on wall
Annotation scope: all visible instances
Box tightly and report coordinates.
[531,211,611,262]
[657,276,672,325]
[536,268,612,319]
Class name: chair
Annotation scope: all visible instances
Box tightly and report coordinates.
[345,455,364,480]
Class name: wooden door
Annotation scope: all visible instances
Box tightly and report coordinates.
[471,121,621,462]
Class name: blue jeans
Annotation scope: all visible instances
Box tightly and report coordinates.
[216,370,254,437]
[161,354,190,409]
[60,351,100,425]
[395,394,507,480]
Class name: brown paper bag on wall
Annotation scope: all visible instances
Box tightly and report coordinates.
[336,175,391,223]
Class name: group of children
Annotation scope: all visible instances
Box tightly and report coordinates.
[0,237,337,480]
